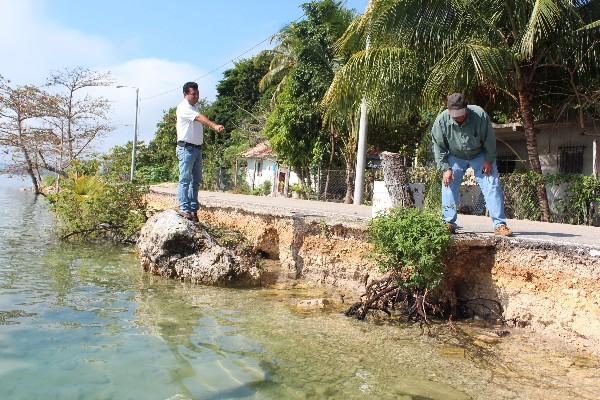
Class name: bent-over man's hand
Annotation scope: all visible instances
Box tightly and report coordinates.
[443,169,453,187]
[482,160,492,175]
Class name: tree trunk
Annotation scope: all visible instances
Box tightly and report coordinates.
[323,132,336,201]
[344,160,355,204]
[18,125,40,194]
[517,77,550,221]
[305,167,312,198]
[21,146,40,194]
[380,151,414,208]
[323,169,331,201]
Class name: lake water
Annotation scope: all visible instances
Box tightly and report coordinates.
[1,175,599,400]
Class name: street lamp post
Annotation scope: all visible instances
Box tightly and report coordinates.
[117,85,139,182]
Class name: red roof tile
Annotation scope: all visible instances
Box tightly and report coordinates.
[240,142,275,159]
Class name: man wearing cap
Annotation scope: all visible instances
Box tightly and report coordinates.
[176,81,225,222]
[431,93,512,236]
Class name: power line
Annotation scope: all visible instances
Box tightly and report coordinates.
[140,14,304,103]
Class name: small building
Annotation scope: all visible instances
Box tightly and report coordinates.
[493,122,599,176]
[240,142,300,195]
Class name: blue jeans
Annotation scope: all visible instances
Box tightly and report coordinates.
[177,145,203,212]
[442,152,507,228]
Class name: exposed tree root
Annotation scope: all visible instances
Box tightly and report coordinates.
[346,274,503,327]
[345,273,445,325]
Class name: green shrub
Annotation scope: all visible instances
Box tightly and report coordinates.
[251,180,272,196]
[554,175,600,225]
[290,183,302,193]
[500,171,544,221]
[48,175,148,243]
[368,207,452,291]
[501,172,600,225]
[136,165,173,183]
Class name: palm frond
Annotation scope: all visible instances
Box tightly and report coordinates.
[322,46,421,126]
[423,41,512,105]
[520,0,570,57]
[578,19,600,31]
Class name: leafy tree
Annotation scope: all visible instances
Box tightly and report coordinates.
[204,54,273,135]
[202,54,273,189]
[263,0,355,189]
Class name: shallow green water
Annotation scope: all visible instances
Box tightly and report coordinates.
[1,175,599,400]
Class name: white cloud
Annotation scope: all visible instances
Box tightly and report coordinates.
[0,0,115,84]
[96,58,216,150]
[0,0,218,152]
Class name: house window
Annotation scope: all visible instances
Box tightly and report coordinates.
[496,154,517,173]
[256,160,262,176]
[558,145,585,174]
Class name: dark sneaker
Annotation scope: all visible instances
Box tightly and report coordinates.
[445,223,456,234]
[494,224,513,237]
[191,212,199,223]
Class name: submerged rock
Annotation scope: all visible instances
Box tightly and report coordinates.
[292,298,331,309]
[137,210,261,286]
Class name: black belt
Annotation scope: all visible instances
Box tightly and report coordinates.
[177,141,202,149]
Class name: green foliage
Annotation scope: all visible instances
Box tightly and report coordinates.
[48,175,148,243]
[136,165,175,183]
[500,171,545,221]
[69,158,102,176]
[146,107,180,174]
[204,55,272,133]
[251,180,272,196]
[201,54,273,190]
[369,207,451,291]
[290,182,303,193]
[101,141,143,181]
[264,81,323,176]
[553,175,600,225]
[264,0,355,178]
[501,172,600,225]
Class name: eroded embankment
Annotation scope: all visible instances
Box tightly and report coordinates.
[146,191,600,354]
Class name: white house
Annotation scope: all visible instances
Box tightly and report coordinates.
[240,142,300,196]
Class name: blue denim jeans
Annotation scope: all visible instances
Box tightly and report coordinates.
[442,152,507,228]
[176,145,202,212]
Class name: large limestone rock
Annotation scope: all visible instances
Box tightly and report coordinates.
[137,210,261,286]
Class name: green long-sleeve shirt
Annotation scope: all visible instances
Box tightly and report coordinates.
[431,105,497,171]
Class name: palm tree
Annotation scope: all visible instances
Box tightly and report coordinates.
[258,32,300,97]
[325,0,600,221]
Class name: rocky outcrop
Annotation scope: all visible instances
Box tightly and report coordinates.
[137,210,261,286]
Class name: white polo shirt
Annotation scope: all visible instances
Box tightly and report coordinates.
[176,99,203,145]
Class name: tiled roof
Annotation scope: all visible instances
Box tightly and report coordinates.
[240,142,275,159]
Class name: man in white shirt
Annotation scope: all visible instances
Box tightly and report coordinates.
[176,82,224,222]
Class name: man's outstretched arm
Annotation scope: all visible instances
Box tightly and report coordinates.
[194,114,225,133]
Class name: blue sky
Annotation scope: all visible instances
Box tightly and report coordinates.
[0,0,367,150]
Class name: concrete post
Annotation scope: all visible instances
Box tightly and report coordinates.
[593,138,598,178]
[284,168,290,197]
[353,99,368,205]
